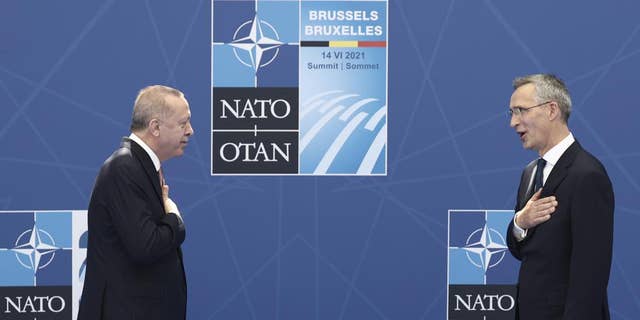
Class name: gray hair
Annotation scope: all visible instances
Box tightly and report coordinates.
[130,85,184,131]
[513,74,572,123]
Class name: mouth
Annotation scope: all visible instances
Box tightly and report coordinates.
[517,131,526,141]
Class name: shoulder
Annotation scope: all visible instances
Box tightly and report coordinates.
[571,147,608,177]
[99,145,142,180]
[566,148,614,208]
[104,146,135,168]
[568,148,612,191]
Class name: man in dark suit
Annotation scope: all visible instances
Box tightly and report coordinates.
[506,74,614,320]
[78,85,194,319]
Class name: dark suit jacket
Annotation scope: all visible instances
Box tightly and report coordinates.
[507,141,614,320]
[78,137,187,320]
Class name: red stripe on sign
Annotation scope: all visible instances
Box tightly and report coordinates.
[359,41,387,47]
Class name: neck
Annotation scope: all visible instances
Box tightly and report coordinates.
[538,125,570,156]
[132,131,163,160]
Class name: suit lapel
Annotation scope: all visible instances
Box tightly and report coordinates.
[540,141,581,198]
[123,137,163,203]
[517,160,537,210]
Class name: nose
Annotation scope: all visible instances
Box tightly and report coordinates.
[185,122,194,136]
[509,113,518,128]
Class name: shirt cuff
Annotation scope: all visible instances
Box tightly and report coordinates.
[512,212,527,241]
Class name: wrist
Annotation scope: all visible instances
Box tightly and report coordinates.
[514,211,524,229]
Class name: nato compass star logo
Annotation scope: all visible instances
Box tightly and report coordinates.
[448,210,519,285]
[461,224,508,272]
[212,1,298,87]
[11,223,60,273]
[230,14,283,72]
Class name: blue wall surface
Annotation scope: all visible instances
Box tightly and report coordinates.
[1,1,639,319]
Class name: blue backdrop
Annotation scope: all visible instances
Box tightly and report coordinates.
[1,1,639,319]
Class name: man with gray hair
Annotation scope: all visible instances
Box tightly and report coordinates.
[506,74,614,319]
[79,85,194,319]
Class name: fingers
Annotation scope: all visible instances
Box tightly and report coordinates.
[533,196,557,214]
[527,189,544,205]
[528,192,556,206]
[162,184,169,200]
[531,213,552,225]
[534,199,557,211]
[520,194,558,229]
[530,188,542,200]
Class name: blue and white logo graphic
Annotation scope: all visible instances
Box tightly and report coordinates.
[299,91,386,174]
[448,210,519,319]
[0,211,72,286]
[72,212,88,320]
[212,0,387,175]
[12,224,61,273]
[448,210,518,285]
[229,15,283,72]
[298,0,387,175]
[212,0,298,87]
[0,211,87,320]
[459,223,508,272]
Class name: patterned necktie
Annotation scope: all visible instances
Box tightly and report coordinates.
[533,158,546,193]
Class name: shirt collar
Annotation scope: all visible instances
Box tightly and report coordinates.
[129,133,161,171]
[542,132,575,166]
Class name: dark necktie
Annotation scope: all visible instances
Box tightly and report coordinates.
[533,158,546,192]
[158,167,165,188]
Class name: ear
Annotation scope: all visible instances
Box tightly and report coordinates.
[547,101,560,121]
[148,118,161,137]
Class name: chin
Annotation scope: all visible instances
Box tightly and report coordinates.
[169,150,184,159]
